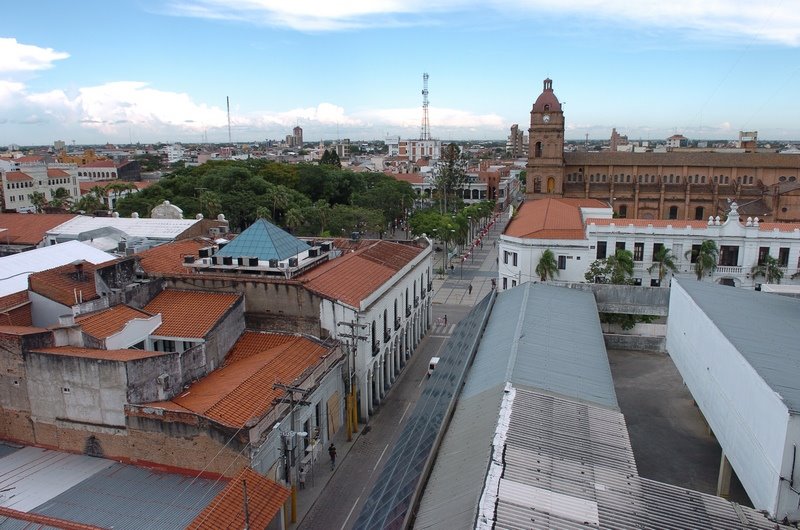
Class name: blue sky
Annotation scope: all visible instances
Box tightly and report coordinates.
[2,0,799,145]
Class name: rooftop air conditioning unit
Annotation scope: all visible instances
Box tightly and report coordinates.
[237,257,246,266]
[320,242,331,252]
[288,257,299,267]
[269,259,279,268]
[222,256,233,266]
[248,257,259,266]
[183,255,195,264]
[211,256,219,265]
[199,247,211,258]
[308,248,319,258]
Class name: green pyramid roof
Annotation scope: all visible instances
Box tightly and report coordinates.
[216,218,310,262]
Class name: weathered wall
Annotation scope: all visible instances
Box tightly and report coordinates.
[603,333,666,352]
[26,353,128,427]
[122,278,164,309]
[125,354,183,404]
[0,331,52,413]
[204,295,246,371]
[562,282,670,315]
[166,276,325,336]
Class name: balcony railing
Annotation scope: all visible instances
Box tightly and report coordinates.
[716,266,743,274]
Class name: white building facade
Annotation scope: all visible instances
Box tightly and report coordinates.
[499,200,800,290]
[0,158,79,212]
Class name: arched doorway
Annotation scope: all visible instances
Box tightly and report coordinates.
[547,177,555,193]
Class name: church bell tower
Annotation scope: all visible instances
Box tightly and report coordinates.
[526,78,565,198]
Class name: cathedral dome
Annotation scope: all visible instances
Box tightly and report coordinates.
[532,78,561,112]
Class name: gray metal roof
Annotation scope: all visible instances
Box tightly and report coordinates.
[463,282,618,409]
[676,279,800,413]
[32,462,225,529]
[0,445,19,460]
[490,387,786,530]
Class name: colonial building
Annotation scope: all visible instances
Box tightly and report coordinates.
[499,198,800,290]
[524,79,800,221]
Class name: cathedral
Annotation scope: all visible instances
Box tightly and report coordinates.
[525,79,800,221]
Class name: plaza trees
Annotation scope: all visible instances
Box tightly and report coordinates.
[432,143,468,214]
[647,246,678,284]
[586,249,654,330]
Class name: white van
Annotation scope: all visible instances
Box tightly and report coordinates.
[428,357,440,377]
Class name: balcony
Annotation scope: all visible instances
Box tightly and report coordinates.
[405,305,411,318]
[716,266,743,275]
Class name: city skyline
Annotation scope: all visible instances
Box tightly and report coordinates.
[2,0,800,146]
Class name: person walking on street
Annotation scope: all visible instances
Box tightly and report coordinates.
[299,466,307,489]
[328,443,337,470]
[468,284,473,295]
[443,314,448,326]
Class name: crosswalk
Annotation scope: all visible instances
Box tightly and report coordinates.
[430,323,456,336]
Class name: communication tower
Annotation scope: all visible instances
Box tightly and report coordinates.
[420,73,430,141]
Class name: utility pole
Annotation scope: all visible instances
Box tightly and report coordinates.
[273,382,311,524]
[337,318,368,441]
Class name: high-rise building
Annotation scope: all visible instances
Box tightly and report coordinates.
[293,126,303,148]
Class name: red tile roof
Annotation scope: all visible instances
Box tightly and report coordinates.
[0,325,48,335]
[223,331,298,365]
[0,291,33,327]
[392,173,424,184]
[301,240,425,307]
[505,198,591,240]
[187,468,289,530]
[0,291,30,312]
[31,346,168,362]
[171,332,330,428]
[47,168,71,178]
[80,159,116,168]
[137,238,213,276]
[758,222,800,232]
[14,156,44,164]
[144,289,241,339]
[587,218,709,229]
[0,213,77,245]
[28,260,102,307]
[76,304,154,340]
[5,172,33,182]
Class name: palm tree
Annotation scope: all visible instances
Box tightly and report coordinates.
[48,187,73,210]
[285,207,306,233]
[751,254,783,284]
[647,247,678,283]
[607,248,634,284]
[89,185,108,208]
[685,240,719,280]
[30,191,47,213]
[535,249,559,282]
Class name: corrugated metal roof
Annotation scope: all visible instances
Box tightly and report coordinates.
[676,279,800,412]
[0,444,20,460]
[464,282,618,409]
[215,218,309,261]
[48,216,199,240]
[32,463,225,530]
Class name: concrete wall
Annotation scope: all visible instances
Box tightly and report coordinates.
[106,314,161,350]
[26,353,128,427]
[0,331,53,413]
[667,280,793,518]
[203,295,245,372]
[562,282,670,315]
[29,291,71,328]
[603,334,665,352]
[166,277,325,336]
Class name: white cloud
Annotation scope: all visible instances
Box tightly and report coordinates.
[0,38,69,73]
[0,81,26,106]
[166,0,800,45]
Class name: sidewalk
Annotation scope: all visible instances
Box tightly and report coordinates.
[289,422,363,528]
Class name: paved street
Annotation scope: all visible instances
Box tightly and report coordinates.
[293,212,509,530]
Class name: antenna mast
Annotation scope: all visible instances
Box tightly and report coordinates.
[226,96,232,143]
[420,73,430,141]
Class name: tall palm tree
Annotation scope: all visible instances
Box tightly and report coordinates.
[30,191,47,213]
[751,254,783,284]
[647,247,678,283]
[48,187,73,210]
[535,249,559,282]
[685,240,719,280]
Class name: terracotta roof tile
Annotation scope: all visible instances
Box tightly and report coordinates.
[28,260,101,307]
[171,333,330,427]
[5,172,34,182]
[32,346,168,362]
[144,289,241,339]
[138,238,213,276]
[47,168,71,178]
[187,468,289,530]
[76,304,154,340]
[14,156,44,164]
[80,159,116,168]
[505,198,588,240]
[0,325,49,335]
[0,291,32,327]
[758,222,800,232]
[223,331,298,365]
[0,213,77,245]
[392,173,424,184]
[301,240,424,307]
[0,291,29,311]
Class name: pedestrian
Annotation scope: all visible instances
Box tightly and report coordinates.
[468,284,473,295]
[444,314,447,326]
[328,443,337,469]
[299,466,307,489]
[493,240,496,248]
[480,240,483,249]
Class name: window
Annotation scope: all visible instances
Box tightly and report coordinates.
[618,205,627,218]
[615,241,626,251]
[534,141,542,158]
[650,279,661,287]
[502,277,508,290]
[596,241,607,259]
[558,255,567,270]
[690,244,701,263]
[694,206,704,220]
[778,247,790,267]
[503,251,510,265]
[633,242,644,262]
[758,246,769,266]
[512,252,518,266]
[653,242,664,256]
[668,206,678,219]
[511,280,517,287]
[719,245,739,267]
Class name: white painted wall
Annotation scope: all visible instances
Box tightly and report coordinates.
[29,291,71,328]
[105,315,162,349]
[666,280,796,518]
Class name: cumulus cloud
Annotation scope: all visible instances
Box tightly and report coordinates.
[0,38,70,73]
[165,0,800,45]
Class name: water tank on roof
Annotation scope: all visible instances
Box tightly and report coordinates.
[288,257,298,267]
[269,259,279,268]
[248,257,259,266]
